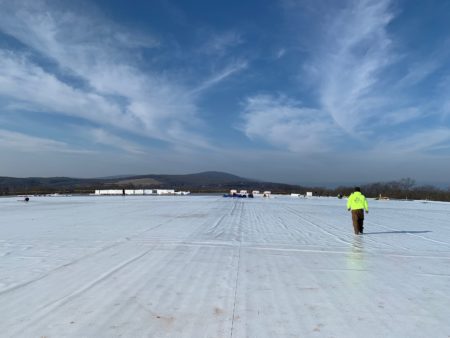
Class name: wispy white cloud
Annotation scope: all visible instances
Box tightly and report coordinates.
[191,60,248,94]
[90,129,145,155]
[0,0,211,148]
[316,0,395,132]
[376,107,426,126]
[241,0,397,152]
[0,129,93,154]
[275,48,286,59]
[397,60,442,89]
[189,30,248,95]
[241,94,339,152]
[200,31,243,56]
[374,128,450,154]
[395,41,450,89]
[241,0,450,160]
[309,1,448,137]
[0,51,132,127]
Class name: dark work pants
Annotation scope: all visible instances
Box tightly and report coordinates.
[351,209,364,234]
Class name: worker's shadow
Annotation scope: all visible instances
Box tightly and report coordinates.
[364,230,431,235]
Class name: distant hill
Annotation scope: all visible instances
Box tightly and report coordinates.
[0,171,309,195]
[1,173,449,201]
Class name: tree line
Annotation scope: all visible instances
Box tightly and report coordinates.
[1,177,449,202]
[334,178,450,202]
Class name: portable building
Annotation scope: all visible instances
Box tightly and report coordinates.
[157,189,175,195]
[95,189,123,195]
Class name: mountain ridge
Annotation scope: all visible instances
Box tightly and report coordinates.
[0,171,298,195]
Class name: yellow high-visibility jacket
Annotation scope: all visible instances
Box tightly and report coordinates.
[347,191,369,211]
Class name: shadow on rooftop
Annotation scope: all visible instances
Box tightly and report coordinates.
[363,230,431,235]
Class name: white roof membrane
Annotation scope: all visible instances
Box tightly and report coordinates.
[0,196,449,337]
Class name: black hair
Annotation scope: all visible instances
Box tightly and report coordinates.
[354,186,361,192]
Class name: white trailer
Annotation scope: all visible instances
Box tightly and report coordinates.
[157,189,175,195]
[263,191,271,197]
[95,189,123,195]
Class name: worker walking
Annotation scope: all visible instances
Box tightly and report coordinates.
[347,187,369,235]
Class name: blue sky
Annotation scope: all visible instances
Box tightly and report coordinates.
[1,0,450,186]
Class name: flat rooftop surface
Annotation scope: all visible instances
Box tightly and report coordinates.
[1,195,449,337]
